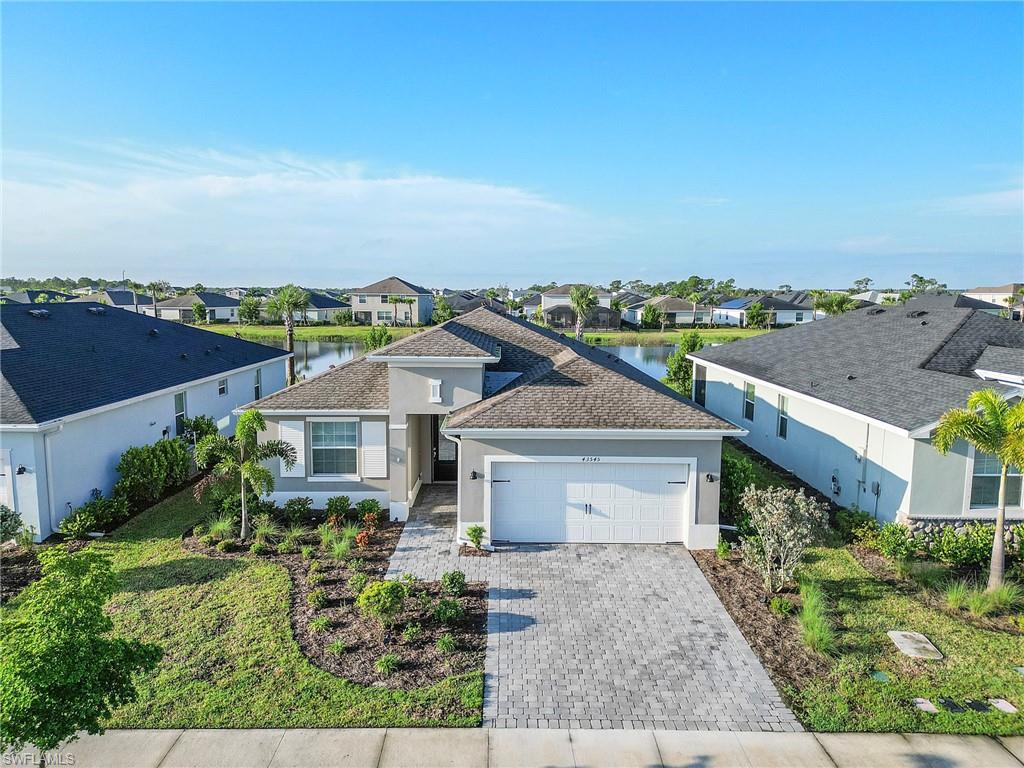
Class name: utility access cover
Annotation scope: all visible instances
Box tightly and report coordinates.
[887,630,943,660]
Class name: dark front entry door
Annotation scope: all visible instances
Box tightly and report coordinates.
[431,414,458,482]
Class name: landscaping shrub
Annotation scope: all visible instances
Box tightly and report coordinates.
[281,496,314,524]
[357,580,406,627]
[798,580,836,655]
[192,523,207,538]
[340,523,361,543]
[250,541,270,556]
[433,598,463,624]
[309,616,330,632]
[355,531,371,549]
[435,632,457,654]
[59,493,130,539]
[876,522,917,562]
[402,623,422,643]
[966,589,995,617]
[1,504,22,541]
[307,571,324,587]
[15,525,37,551]
[720,450,758,524]
[928,524,993,568]
[327,639,348,656]
[206,511,236,542]
[325,496,350,527]
[198,534,215,547]
[834,507,877,544]
[307,588,328,609]
[180,415,218,445]
[331,538,351,562]
[300,545,315,560]
[769,596,794,617]
[307,559,322,575]
[989,582,1022,613]
[355,498,383,525]
[374,653,399,677]
[215,539,237,552]
[944,579,970,611]
[441,570,467,597]
[739,486,827,593]
[850,518,881,550]
[348,558,367,573]
[317,523,335,550]
[113,438,191,511]
[347,572,369,596]
[716,538,730,559]
[465,525,486,549]
[276,540,297,555]
[252,513,282,545]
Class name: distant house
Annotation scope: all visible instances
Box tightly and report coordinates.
[540,284,620,329]
[72,286,99,296]
[1,290,77,304]
[623,296,711,327]
[261,291,350,324]
[715,295,816,327]
[224,287,249,300]
[612,290,648,309]
[850,290,901,305]
[963,283,1024,312]
[689,304,1024,525]
[520,293,542,318]
[904,293,1005,316]
[350,277,434,326]
[151,292,241,323]
[443,291,507,316]
[70,290,154,314]
[0,303,289,540]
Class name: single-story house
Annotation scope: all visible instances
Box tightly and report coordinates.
[1,290,77,304]
[151,292,241,323]
[623,296,711,327]
[519,293,542,318]
[850,290,901,305]
[444,291,507,315]
[260,291,350,324]
[612,290,648,310]
[689,305,1024,526]
[225,287,249,300]
[714,295,817,327]
[0,303,289,540]
[350,277,434,326]
[246,307,742,548]
[70,290,154,313]
[904,293,1005,316]
[539,284,620,329]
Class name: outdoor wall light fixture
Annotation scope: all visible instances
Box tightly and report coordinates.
[470,470,479,480]
[705,473,714,482]
[16,465,26,475]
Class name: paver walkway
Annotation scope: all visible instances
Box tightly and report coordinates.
[11,728,1024,768]
[387,486,797,731]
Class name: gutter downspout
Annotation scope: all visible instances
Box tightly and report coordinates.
[443,431,465,544]
[42,423,64,538]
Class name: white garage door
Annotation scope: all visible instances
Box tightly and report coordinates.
[490,460,689,544]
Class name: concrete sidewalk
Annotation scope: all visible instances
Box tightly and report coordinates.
[6,728,1023,768]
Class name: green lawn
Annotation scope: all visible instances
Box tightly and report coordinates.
[79,490,482,728]
[794,547,1024,735]
[583,327,767,346]
[722,440,791,490]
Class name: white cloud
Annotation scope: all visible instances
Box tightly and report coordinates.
[2,143,625,285]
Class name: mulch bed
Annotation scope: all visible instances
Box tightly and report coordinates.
[0,539,88,604]
[458,544,490,558]
[692,550,831,696]
[184,521,486,688]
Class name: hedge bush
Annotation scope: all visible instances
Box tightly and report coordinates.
[59,493,130,539]
[113,438,191,511]
[927,523,993,568]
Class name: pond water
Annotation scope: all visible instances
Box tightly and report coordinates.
[271,340,679,382]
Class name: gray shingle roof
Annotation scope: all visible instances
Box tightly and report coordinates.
[1,290,77,304]
[356,276,431,295]
[156,292,241,309]
[70,290,154,307]
[1,303,288,425]
[369,320,500,359]
[973,345,1024,377]
[691,306,1024,431]
[905,293,1004,312]
[250,356,389,411]
[542,284,612,297]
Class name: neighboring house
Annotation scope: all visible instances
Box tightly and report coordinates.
[444,291,507,316]
[623,296,711,327]
[151,292,241,323]
[225,287,249,300]
[0,303,288,540]
[1,290,77,304]
[540,284,620,329]
[72,286,100,295]
[247,307,741,549]
[714,295,816,327]
[261,291,350,323]
[520,293,542,318]
[904,293,1005,315]
[689,305,1024,525]
[850,290,901,304]
[963,283,1024,311]
[350,277,434,326]
[70,290,154,314]
[612,290,648,310]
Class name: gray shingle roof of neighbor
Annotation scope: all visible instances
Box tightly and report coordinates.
[252,307,734,431]
[967,283,1024,293]
[632,295,708,312]
[156,292,241,309]
[903,293,1004,312]
[368,319,501,359]
[690,306,1024,432]
[70,290,154,307]
[0,303,289,426]
[542,284,612,296]
[718,295,809,311]
[302,291,349,309]
[356,276,431,295]
[1,290,77,304]
[443,291,506,313]
[973,345,1024,377]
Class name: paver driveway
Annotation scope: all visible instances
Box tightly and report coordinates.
[387,486,798,731]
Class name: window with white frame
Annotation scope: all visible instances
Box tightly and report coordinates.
[970,451,1022,509]
[218,378,228,396]
[777,394,789,439]
[380,294,388,303]
[377,310,393,323]
[795,312,804,322]
[253,369,262,400]
[310,421,358,476]
[429,378,442,404]
[174,392,187,436]
[743,382,755,421]
[357,294,367,304]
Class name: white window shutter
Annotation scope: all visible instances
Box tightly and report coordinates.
[279,421,306,477]
[361,420,387,478]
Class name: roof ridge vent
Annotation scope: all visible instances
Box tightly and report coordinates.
[906,310,928,318]
[867,307,886,315]
[87,306,107,315]
[28,309,50,318]
[148,328,159,337]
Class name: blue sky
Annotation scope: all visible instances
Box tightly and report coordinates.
[3,2,1022,289]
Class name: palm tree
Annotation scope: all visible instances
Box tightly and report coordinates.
[266,285,310,384]
[194,410,296,541]
[933,389,1024,590]
[686,292,703,326]
[814,293,859,316]
[569,284,598,341]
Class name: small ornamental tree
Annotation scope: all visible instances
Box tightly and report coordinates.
[739,486,827,593]
[744,302,768,329]
[432,295,455,324]
[663,330,703,396]
[1,504,22,541]
[191,301,207,324]
[238,295,262,325]
[640,303,666,330]
[0,548,162,766]
[364,325,394,351]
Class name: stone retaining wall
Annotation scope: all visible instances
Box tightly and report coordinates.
[907,517,1024,549]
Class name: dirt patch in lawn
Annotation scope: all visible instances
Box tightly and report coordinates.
[184,521,486,688]
[693,550,831,696]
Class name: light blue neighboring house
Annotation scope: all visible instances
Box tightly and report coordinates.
[0,302,289,540]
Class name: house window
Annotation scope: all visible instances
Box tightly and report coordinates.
[310,421,358,476]
[380,295,388,303]
[377,310,393,323]
[254,369,262,400]
[429,379,442,404]
[970,451,1023,509]
[218,378,228,396]
[694,365,707,406]
[777,395,789,439]
[795,312,804,322]
[174,392,187,436]
[357,294,367,304]
[743,382,755,421]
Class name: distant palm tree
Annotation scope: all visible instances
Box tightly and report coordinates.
[814,293,858,316]
[266,285,310,384]
[686,292,703,325]
[933,389,1024,590]
[569,285,599,341]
